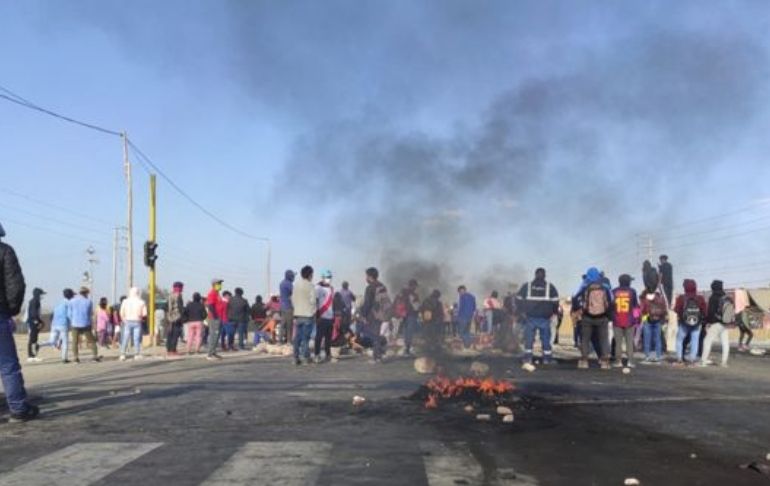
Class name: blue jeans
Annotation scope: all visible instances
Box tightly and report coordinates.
[643,321,662,359]
[403,314,419,352]
[0,317,29,414]
[236,321,249,349]
[293,318,315,360]
[41,327,69,360]
[221,322,235,349]
[120,320,143,356]
[524,317,552,360]
[457,317,473,348]
[676,323,701,362]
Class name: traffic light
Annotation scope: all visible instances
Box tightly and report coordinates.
[143,240,158,268]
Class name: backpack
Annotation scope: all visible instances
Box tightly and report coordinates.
[393,295,408,319]
[583,283,609,316]
[682,297,703,327]
[421,309,433,322]
[647,293,668,321]
[717,295,735,325]
[372,285,393,322]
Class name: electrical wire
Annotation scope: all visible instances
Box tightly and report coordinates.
[0,187,116,227]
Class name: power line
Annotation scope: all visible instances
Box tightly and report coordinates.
[0,88,121,137]
[127,140,269,242]
[0,187,116,227]
[0,201,109,236]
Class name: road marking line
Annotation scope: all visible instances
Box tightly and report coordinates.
[551,394,770,406]
[0,442,162,486]
[420,441,484,486]
[200,441,332,486]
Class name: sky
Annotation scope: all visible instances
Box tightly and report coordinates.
[1,0,770,311]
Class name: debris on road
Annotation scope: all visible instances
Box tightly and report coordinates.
[414,357,437,374]
[502,414,514,424]
[622,367,631,375]
[521,363,536,372]
[690,453,697,459]
[749,348,767,356]
[463,405,474,413]
[352,395,366,407]
[496,406,513,415]
[624,478,641,485]
[470,361,490,376]
[740,461,770,476]
[476,414,491,421]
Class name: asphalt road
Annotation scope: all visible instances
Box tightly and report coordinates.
[1,346,769,486]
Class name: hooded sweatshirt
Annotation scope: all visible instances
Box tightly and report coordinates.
[26,288,44,325]
[707,279,726,324]
[674,279,707,324]
[120,287,147,322]
[280,270,295,311]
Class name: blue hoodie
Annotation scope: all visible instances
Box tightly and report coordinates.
[51,299,71,329]
[457,292,477,321]
[279,270,295,311]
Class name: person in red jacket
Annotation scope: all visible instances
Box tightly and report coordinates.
[612,274,640,368]
[673,279,707,365]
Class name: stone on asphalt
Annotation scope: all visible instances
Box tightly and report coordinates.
[469,361,490,376]
[414,357,436,374]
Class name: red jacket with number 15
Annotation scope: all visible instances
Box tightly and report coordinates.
[612,286,640,328]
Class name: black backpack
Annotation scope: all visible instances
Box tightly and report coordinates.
[682,297,703,327]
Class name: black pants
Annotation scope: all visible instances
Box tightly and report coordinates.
[166,321,183,352]
[27,323,40,358]
[315,318,333,357]
[581,317,609,360]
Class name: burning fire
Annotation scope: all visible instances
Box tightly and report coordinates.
[423,375,515,409]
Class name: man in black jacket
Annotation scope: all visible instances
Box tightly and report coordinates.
[0,222,39,422]
[228,288,251,350]
[26,287,46,362]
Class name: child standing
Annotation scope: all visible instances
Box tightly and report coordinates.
[96,298,110,348]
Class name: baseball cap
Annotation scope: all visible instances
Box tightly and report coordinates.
[211,278,224,285]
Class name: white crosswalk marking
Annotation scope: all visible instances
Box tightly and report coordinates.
[200,441,332,486]
[420,441,484,486]
[0,442,162,486]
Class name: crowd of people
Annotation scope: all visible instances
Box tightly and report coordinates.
[0,217,766,423]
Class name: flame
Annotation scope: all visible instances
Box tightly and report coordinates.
[423,374,515,409]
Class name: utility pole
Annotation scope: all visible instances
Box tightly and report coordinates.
[123,131,134,290]
[86,246,98,303]
[148,174,157,347]
[111,227,118,304]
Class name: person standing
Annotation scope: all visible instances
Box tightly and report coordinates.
[701,280,734,367]
[25,287,46,362]
[251,295,268,344]
[640,287,668,364]
[420,289,445,353]
[69,287,102,364]
[314,270,335,363]
[119,287,147,361]
[95,297,111,348]
[516,268,560,365]
[456,286,477,349]
[111,296,125,348]
[611,274,640,368]
[574,267,612,369]
[734,287,754,351]
[402,279,421,356]
[483,291,502,335]
[166,282,185,357]
[673,279,707,366]
[184,292,207,354]
[228,287,251,351]
[658,255,674,307]
[279,270,296,344]
[292,266,317,365]
[337,281,356,337]
[206,279,225,361]
[360,267,390,362]
[0,222,39,421]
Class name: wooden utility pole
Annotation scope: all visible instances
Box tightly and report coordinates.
[148,174,157,346]
[123,131,134,290]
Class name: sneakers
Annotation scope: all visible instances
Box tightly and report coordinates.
[8,404,40,423]
[206,354,223,361]
[577,359,589,369]
[119,355,127,362]
[26,357,43,363]
[612,360,623,368]
[600,360,611,370]
[627,362,636,369]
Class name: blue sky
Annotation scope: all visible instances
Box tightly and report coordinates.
[2,1,770,310]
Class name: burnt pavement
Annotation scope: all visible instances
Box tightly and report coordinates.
[1,347,769,486]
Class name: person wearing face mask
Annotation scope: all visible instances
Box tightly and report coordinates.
[314,270,336,363]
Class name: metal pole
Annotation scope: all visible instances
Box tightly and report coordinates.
[266,238,272,296]
[111,227,118,304]
[123,132,134,290]
[148,174,157,347]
